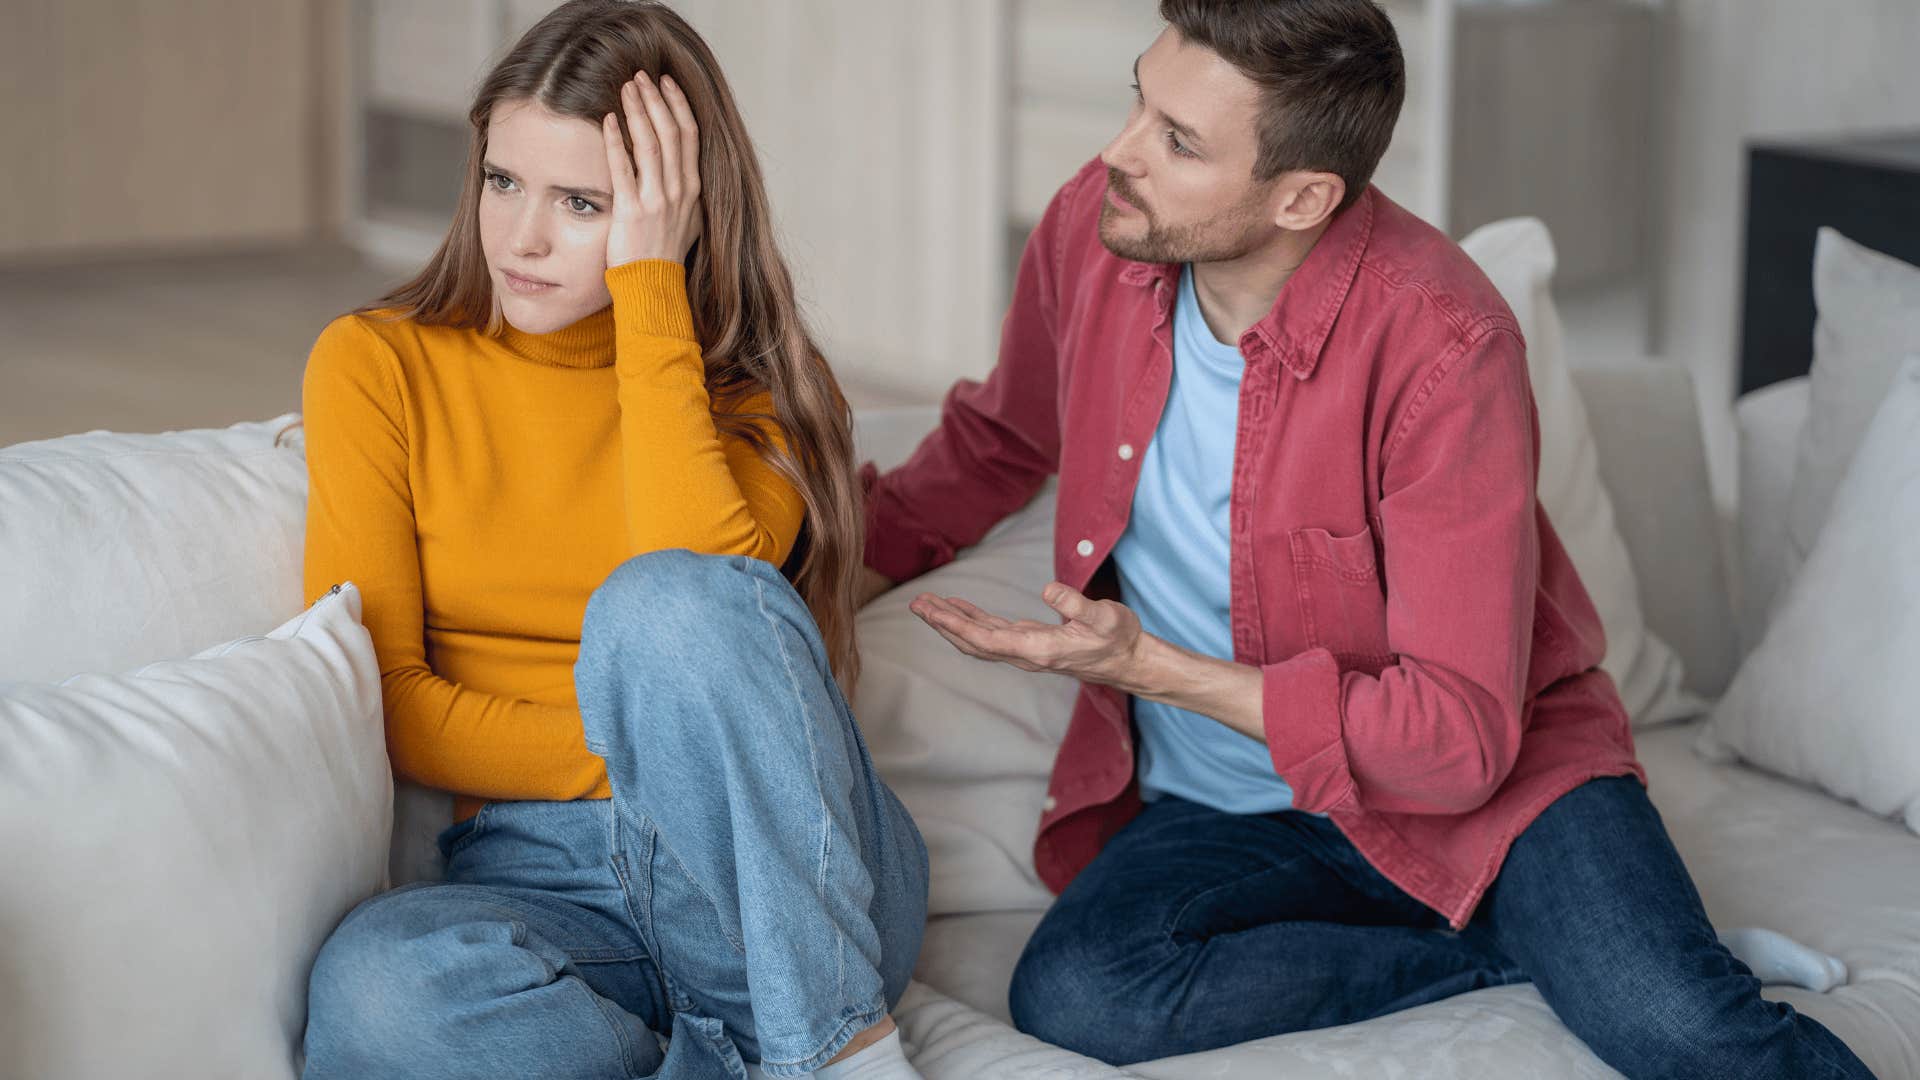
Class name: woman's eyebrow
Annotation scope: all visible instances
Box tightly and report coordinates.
[482,161,613,203]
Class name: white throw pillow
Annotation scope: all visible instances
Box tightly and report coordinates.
[857,485,1079,916]
[0,583,392,1080]
[1460,218,1698,725]
[1777,229,1920,624]
[0,416,459,886]
[0,415,310,684]
[1699,356,1920,833]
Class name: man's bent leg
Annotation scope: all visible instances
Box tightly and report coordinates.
[1008,796,1526,1064]
[1482,775,1876,1080]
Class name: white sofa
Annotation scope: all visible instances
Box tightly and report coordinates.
[2,358,1915,1079]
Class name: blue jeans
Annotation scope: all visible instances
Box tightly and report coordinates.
[1008,776,1876,1079]
[303,551,930,1079]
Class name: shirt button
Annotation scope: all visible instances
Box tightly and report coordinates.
[1076,539,1095,557]
[1042,795,1058,812]
[1117,443,1135,461]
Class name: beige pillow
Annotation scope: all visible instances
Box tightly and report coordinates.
[1460,218,1698,725]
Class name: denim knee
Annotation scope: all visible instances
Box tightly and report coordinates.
[574,549,836,769]
[584,548,745,632]
[304,889,459,1073]
[1008,915,1174,1065]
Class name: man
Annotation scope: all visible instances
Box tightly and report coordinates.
[856,2,1874,1077]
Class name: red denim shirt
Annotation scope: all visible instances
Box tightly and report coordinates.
[861,159,1644,929]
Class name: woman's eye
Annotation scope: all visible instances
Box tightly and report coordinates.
[566,195,599,214]
[484,171,515,192]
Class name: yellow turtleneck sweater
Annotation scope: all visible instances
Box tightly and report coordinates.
[301,259,806,823]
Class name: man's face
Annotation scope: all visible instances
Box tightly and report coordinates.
[1097,28,1276,264]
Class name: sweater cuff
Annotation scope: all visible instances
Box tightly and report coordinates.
[605,259,698,342]
[1262,647,1357,813]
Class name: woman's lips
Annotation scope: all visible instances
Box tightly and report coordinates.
[501,269,559,295]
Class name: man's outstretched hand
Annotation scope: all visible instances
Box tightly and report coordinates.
[908,583,1150,693]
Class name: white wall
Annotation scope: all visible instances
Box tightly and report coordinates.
[1656,0,1920,509]
[668,0,1010,403]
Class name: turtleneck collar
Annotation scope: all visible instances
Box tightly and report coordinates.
[492,305,616,369]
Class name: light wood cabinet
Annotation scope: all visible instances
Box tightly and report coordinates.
[0,0,321,261]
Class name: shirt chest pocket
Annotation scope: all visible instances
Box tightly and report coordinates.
[1288,525,1395,674]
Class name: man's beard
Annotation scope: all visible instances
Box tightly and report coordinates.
[1097,168,1267,264]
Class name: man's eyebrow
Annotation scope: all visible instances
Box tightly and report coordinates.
[481,161,613,203]
[1131,54,1205,149]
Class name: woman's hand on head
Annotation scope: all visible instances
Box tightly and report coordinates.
[602,70,703,268]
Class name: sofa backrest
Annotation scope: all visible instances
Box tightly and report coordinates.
[1569,358,1738,700]
[0,416,309,685]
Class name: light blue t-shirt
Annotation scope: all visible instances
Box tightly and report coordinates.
[1113,265,1304,816]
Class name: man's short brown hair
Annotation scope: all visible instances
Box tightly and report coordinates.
[1159,0,1406,212]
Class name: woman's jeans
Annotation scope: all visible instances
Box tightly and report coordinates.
[302,551,930,1080]
[1009,777,1876,1080]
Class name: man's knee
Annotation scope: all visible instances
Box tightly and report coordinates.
[1008,911,1178,1065]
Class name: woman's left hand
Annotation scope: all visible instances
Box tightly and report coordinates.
[602,69,703,268]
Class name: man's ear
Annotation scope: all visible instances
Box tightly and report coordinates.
[1269,171,1347,232]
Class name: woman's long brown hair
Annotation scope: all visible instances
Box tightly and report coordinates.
[359,0,864,686]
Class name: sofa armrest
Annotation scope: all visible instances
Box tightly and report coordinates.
[1571,358,1738,700]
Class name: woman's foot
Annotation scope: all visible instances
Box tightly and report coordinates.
[744,1016,921,1080]
[816,1016,920,1079]
[825,1016,897,1065]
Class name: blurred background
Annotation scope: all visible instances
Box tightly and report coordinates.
[2,0,1916,513]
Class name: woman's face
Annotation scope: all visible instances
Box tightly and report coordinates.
[478,98,618,334]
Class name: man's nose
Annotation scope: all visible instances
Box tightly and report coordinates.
[1100,110,1153,177]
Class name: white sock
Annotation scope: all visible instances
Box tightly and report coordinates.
[743,1028,921,1080]
[813,1028,922,1080]
[1719,926,1848,992]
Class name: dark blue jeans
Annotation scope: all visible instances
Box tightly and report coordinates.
[1008,776,1875,1079]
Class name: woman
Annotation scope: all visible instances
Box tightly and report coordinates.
[299,3,928,1078]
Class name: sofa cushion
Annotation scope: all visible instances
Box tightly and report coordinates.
[1735,375,1811,656]
[1702,356,1920,835]
[0,414,308,684]
[1782,229,1920,618]
[1571,358,1738,700]
[0,584,391,1080]
[856,486,1076,917]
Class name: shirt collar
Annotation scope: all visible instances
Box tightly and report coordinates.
[1116,184,1378,381]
